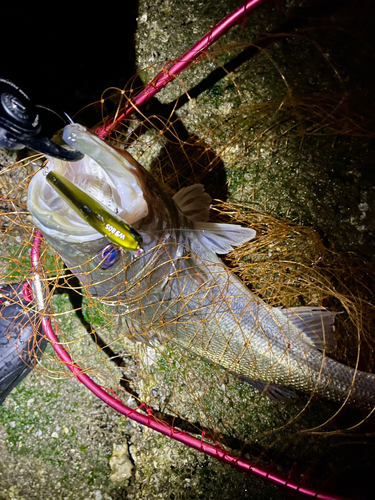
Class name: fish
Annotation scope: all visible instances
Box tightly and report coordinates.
[0,282,47,404]
[27,123,375,409]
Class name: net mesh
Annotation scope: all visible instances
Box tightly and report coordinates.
[1,29,375,498]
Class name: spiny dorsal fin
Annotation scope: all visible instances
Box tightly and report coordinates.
[173,184,211,222]
[279,306,340,352]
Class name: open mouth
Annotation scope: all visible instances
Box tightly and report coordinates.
[27,124,148,243]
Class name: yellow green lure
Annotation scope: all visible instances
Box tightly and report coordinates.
[46,170,143,252]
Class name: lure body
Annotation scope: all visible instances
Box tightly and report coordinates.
[46,170,142,252]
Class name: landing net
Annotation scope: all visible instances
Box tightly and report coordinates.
[1,8,375,500]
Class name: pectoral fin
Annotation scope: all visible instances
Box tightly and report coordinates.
[173,183,256,254]
[194,221,256,254]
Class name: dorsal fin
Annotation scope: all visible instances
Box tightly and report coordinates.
[279,306,340,352]
[173,184,211,222]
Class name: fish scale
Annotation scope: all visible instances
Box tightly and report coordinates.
[27,124,375,410]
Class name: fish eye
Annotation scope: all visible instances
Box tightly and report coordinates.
[97,244,120,269]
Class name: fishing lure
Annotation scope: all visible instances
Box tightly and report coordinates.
[46,170,143,252]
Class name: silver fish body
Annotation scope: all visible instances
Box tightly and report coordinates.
[127,237,375,409]
[28,124,375,409]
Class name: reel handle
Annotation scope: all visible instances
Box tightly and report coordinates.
[0,78,83,161]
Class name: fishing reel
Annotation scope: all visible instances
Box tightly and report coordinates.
[0,78,83,161]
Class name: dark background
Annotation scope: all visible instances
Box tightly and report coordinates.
[2,1,375,131]
[2,2,139,121]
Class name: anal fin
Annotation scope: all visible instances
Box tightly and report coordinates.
[239,376,298,402]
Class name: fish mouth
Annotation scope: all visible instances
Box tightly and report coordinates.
[27,124,148,242]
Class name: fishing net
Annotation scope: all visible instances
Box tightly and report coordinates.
[1,5,375,500]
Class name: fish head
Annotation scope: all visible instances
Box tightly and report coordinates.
[27,124,170,300]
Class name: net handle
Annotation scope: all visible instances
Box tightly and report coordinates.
[96,0,269,139]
